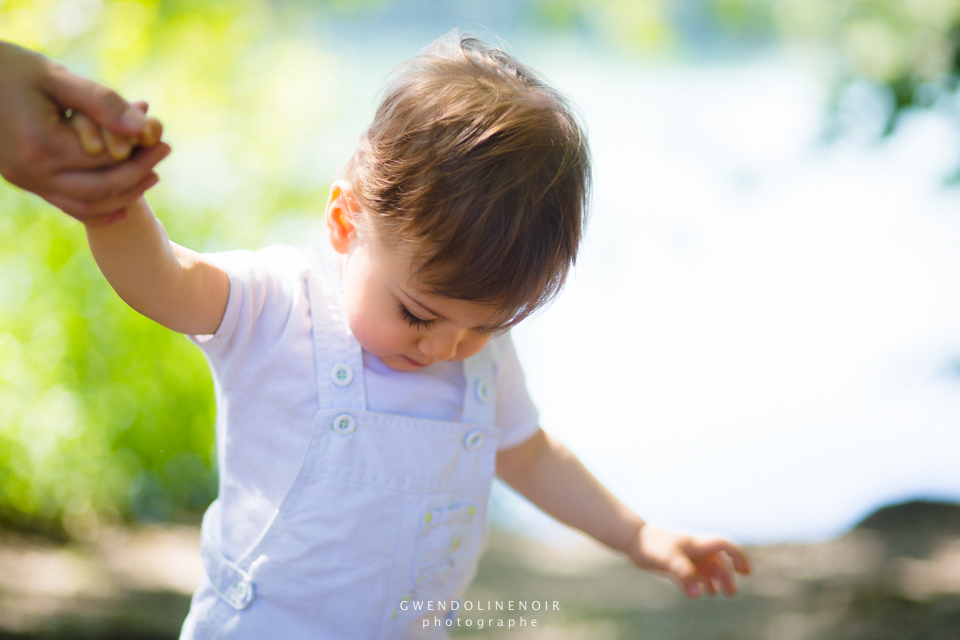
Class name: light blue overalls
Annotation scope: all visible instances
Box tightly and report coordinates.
[181,251,501,639]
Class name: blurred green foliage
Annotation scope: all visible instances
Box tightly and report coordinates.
[536,0,960,136]
[0,0,341,536]
[0,0,957,538]
[717,0,960,137]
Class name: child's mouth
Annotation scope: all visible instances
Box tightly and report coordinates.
[402,355,428,367]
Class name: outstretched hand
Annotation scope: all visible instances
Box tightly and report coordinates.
[0,41,170,224]
[627,524,752,597]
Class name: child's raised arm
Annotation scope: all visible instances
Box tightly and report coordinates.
[85,197,229,335]
[496,429,751,597]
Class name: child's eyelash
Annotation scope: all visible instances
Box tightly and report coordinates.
[398,305,435,329]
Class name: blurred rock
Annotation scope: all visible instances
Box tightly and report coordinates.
[0,526,198,640]
[854,500,960,559]
[1,500,960,639]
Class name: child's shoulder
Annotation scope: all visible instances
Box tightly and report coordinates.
[205,244,315,280]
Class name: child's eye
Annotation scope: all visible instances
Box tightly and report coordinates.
[398,304,435,329]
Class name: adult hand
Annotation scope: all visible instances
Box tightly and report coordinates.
[0,40,170,224]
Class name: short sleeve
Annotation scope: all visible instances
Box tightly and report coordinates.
[493,333,541,450]
[187,245,309,387]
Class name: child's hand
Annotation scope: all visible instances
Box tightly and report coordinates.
[627,524,751,598]
[67,103,163,161]
[63,103,164,226]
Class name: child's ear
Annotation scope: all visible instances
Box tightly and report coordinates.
[326,180,360,254]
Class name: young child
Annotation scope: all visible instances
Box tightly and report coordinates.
[66,34,750,638]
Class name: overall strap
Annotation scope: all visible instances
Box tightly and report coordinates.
[461,344,497,425]
[306,246,367,411]
[199,500,256,610]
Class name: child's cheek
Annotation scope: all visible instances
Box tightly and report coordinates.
[346,309,407,357]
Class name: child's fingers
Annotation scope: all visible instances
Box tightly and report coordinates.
[125,102,163,148]
[102,126,135,161]
[691,538,752,575]
[666,554,706,598]
[701,574,719,596]
[69,112,105,155]
[734,547,752,575]
[93,100,162,149]
[702,553,738,596]
[721,542,752,575]
[140,117,163,147]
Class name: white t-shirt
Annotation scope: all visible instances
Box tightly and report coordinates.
[190,245,540,559]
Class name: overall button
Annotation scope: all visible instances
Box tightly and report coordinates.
[233,580,254,608]
[463,428,485,450]
[474,379,491,403]
[330,363,353,387]
[331,413,357,435]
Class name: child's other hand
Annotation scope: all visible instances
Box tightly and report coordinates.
[627,524,751,598]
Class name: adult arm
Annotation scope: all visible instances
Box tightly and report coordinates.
[0,40,170,222]
[496,429,752,597]
[85,197,229,335]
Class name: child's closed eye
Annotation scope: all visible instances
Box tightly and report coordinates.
[398,304,435,329]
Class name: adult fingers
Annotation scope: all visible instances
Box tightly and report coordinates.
[44,62,146,137]
[49,142,170,202]
[83,209,130,228]
[43,171,158,220]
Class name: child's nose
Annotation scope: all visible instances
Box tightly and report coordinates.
[418,331,463,361]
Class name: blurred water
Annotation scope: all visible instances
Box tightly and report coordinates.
[271,27,960,544]
[515,57,960,544]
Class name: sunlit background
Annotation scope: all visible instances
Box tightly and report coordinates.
[2,0,959,554]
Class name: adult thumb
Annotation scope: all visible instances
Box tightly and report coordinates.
[47,64,146,135]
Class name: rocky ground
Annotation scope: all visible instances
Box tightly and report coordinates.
[1,501,959,640]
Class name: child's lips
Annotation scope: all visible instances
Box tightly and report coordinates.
[402,355,428,367]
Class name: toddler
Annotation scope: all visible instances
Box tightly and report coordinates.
[65,34,749,639]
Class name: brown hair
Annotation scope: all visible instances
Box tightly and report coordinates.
[346,33,591,328]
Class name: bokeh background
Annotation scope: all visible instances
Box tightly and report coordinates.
[2,0,960,637]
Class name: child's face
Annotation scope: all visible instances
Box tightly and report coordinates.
[327,183,505,373]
